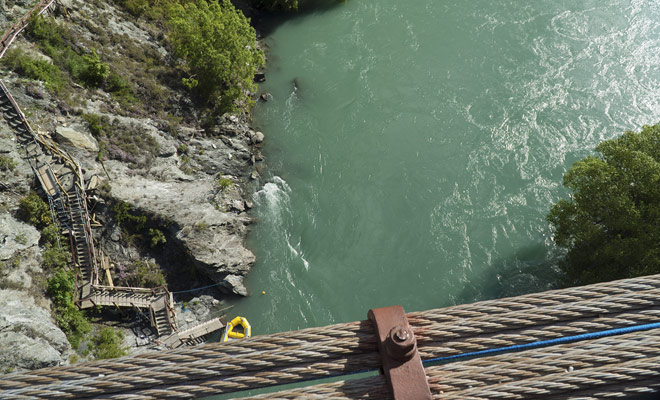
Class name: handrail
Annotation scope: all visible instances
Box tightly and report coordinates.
[163,295,178,332]
[0,80,34,133]
[92,284,169,295]
[0,0,57,58]
[46,195,63,249]
[75,169,99,284]
[149,304,159,337]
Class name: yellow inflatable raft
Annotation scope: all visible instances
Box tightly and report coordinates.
[221,316,251,342]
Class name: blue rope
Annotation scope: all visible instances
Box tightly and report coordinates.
[172,281,225,295]
[421,321,660,365]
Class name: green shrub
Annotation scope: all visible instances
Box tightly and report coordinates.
[47,267,75,307]
[149,228,166,247]
[91,327,127,359]
[548,123,660,286]
[18,192,52,229]
[113,0,163,18]
[58,47,89,80]
[82,113,107,137]
[40,223,62,247]
[42,245,69,269]
[25,14,64,50]
[2,49,64,94]
[180,154,192,173]
[112,201,147,231]
[216,177,234,191]
[0,155,17,171]
[257,0,298,11]
[79,50,109,87]
[54,304,91,349]
[106,71,137,106]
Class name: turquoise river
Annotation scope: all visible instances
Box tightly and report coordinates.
[228,0,660,335]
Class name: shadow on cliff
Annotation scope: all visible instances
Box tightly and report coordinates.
[238,0,348,37]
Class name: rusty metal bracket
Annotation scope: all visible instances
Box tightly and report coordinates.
[368,305,432,400]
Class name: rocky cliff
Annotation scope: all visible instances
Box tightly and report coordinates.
[0,0,264,371]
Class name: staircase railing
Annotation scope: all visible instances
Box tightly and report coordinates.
[0,0,57,58]
[0,80,33,132]
[149,304,160,337]
[163,292,178,333]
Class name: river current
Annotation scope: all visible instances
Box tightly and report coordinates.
[229,0,660,335]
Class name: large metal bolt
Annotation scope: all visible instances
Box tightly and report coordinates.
[386,325,416,361]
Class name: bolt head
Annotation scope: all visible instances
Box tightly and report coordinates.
[386,325,416,361]
[393,327,409,342]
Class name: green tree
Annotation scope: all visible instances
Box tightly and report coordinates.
[548,123,660,286]
[167,0,264,113]
[79,50,110,88]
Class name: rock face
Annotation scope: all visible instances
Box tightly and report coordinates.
[108,163,255,296]
[0,214,42,290]
[0,289,71,372]
[0,213,70,373]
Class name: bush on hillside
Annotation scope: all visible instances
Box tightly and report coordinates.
[18,192,52,229]
[91,327,127,359]
[47,268,91,348]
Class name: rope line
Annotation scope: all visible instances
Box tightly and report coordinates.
[171,281,226,294]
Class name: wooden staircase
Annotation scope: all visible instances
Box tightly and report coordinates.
[67,187,94,284]
[81,286,161,309]
[150,295,175,337]
[1,78,223,344]
[162,317,224,348]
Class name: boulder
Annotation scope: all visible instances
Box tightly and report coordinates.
[55,126,99,152]
[221,275,248,296]
[259,93,270,102]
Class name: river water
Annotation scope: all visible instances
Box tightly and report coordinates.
[229,0,660,335]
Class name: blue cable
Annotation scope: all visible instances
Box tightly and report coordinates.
[421,321,660,365]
